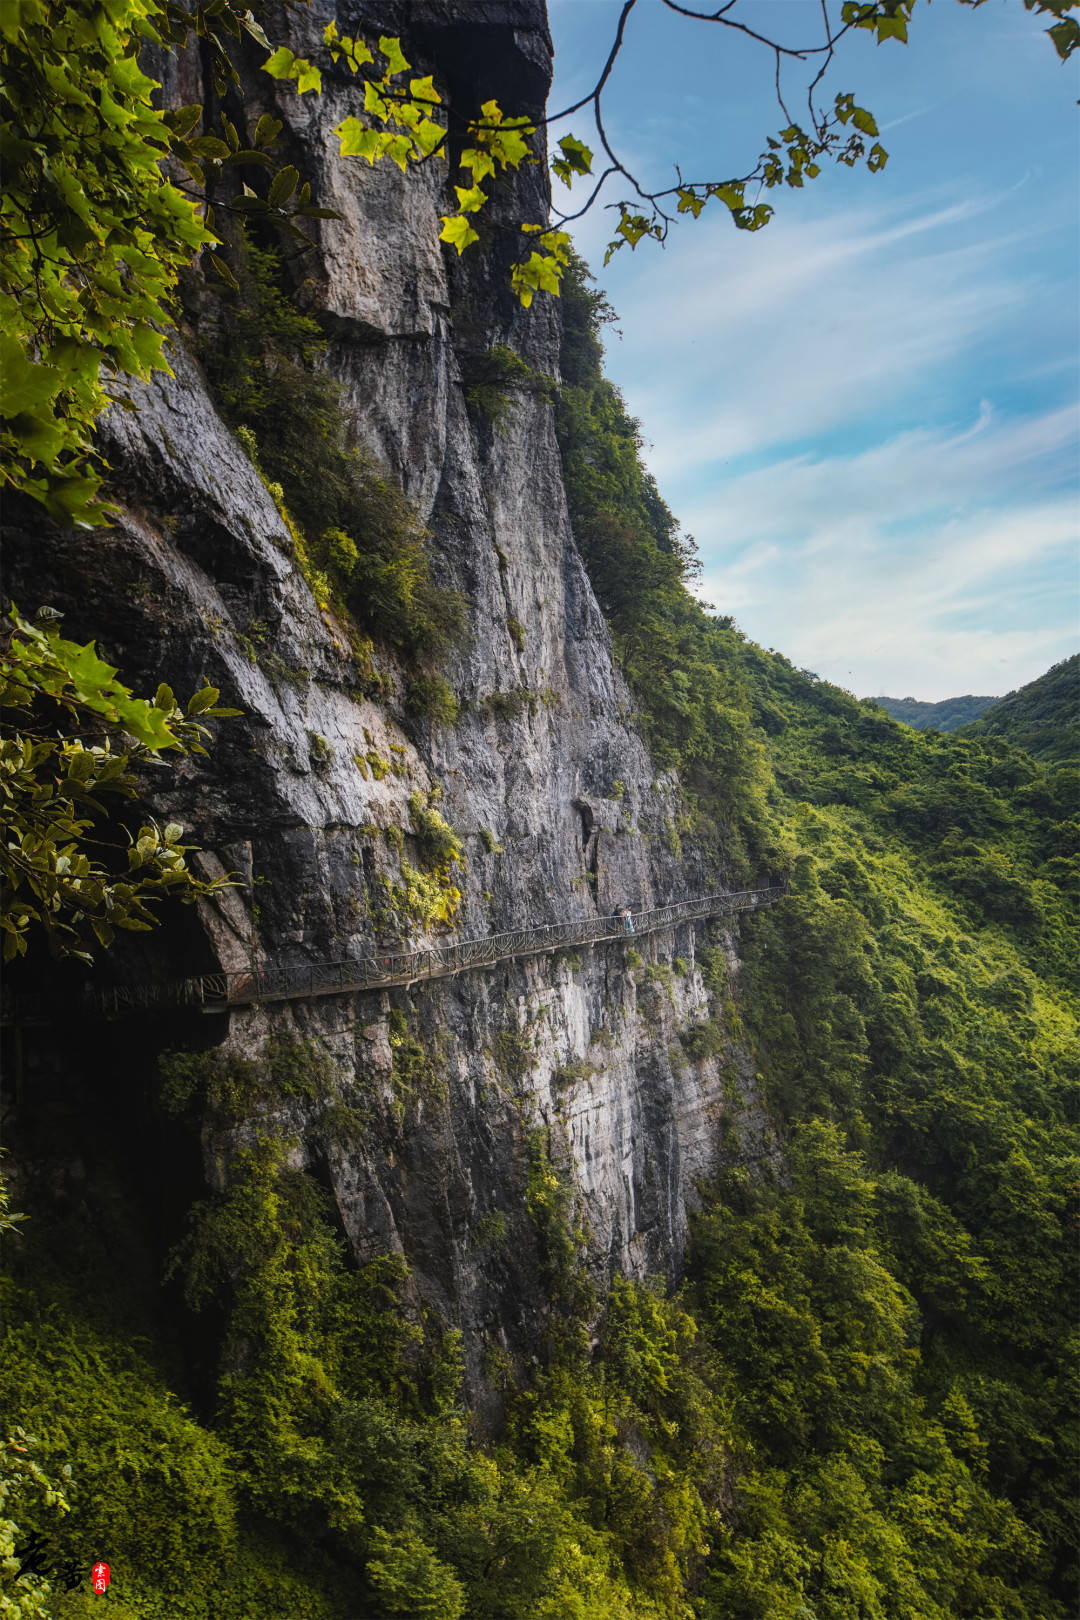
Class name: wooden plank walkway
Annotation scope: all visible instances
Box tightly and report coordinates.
[2,885,787,1025]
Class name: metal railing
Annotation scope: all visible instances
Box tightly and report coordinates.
[2,885,787,1024]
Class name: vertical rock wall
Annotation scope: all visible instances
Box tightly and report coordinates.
[2,0,758,1387]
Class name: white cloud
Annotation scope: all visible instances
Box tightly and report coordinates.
[569,182,1078,699]
[681,401,1078,547]
[596,194,1035,474]
[698,486,1079,699]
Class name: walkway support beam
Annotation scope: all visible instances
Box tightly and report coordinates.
[1,886,787,1025]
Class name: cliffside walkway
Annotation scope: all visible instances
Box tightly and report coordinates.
[2,885,786,1025]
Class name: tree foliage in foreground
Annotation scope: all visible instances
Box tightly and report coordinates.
[3,0,1075,526]
[0,0,565,525]
[0,608,236,963]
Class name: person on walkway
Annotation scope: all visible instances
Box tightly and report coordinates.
[623,906,633,935]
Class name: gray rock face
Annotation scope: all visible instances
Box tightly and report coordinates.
[4,0,756,1387]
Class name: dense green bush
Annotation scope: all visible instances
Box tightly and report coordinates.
[461,342,555,430]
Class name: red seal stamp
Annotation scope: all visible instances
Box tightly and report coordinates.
[91,1561,110,1594]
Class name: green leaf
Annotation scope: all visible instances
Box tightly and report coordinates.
[379,34,410,75]
[206,253,240,290]
[713,182,746,213]
[852,106,880,136]
[409,74,441,105]
[240,10,270,48]
[253,113,283,149]
[294,59,322,95]
[0,335,65,419]
[164,105,202,140]
[5,411,66,465]
[268,166,300,207]
[188,133,231,159]
[129,323,166,373]
[1048,16,1080,58]
[336,117,379,160]
[453,182,487,214]
[439,214,480,254]
[263,46,295,79]
[556,133,593,175]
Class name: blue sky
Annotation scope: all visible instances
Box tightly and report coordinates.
[546,0,1079,699]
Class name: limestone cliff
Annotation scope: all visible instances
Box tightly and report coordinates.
[2,0,761,1397]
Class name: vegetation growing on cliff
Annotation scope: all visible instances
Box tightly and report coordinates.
[554,250,1077,1618]
[2,1112,738,1619]
[4,241,1075,1615]
[3,7,1077,1611]
[186,234,465,668]
[0,607,236,963]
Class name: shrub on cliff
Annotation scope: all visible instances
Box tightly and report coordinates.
[189,235,465,664]
[0,607,236,963]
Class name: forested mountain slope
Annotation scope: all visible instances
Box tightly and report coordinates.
[959,653,1080,766]
[871,693,997,731]
[2,6,1076,1620]
[555,253,1079,1619]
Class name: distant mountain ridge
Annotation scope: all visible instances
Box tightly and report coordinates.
[959,653,1080,766]
[868,692,998,732]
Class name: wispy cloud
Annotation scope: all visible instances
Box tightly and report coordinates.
[695,448,1078,699]
[569,182,1078,698]
[592,191,1038,474]
[552,0,1078,700]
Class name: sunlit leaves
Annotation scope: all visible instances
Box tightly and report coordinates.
[676,188,707,218]
[603,208,663,264]
[439,214,479,254]
[329,30,447,180]
[378,33,409,77]
[261,44,321,96]
[0,0,218,522]
[840,0,916,44]
[510,225,573,306]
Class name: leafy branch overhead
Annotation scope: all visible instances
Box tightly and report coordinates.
[1,0,1076,528]
[0,608,238,962]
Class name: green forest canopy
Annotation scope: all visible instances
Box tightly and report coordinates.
[959,653,1080,767]
[870,693,998,733]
